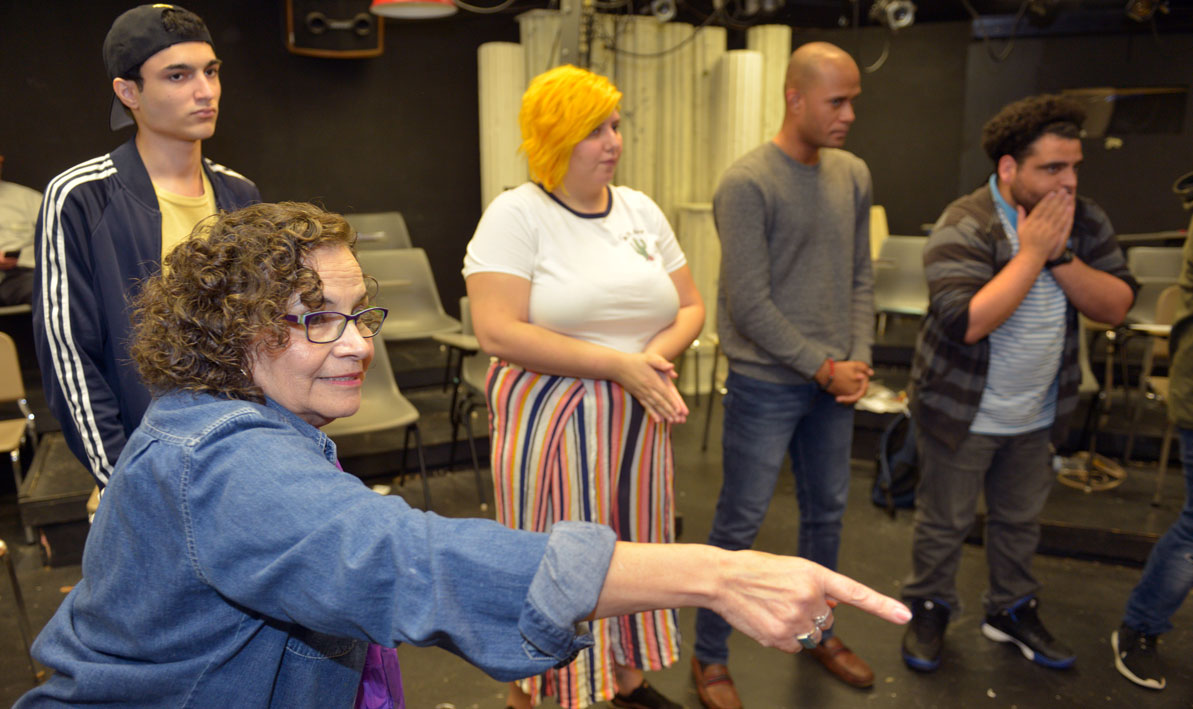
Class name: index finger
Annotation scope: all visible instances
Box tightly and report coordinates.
[821,570,911,625]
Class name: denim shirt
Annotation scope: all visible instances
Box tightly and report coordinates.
[18,391,616,708]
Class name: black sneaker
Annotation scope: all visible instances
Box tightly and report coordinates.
[901,598,950,672]
[981,596,1075,669]
[1112,623,1165,690]
[611,680,683,709]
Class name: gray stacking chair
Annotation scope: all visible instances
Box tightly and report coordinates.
[873,236,930,336]
[345,212,413,250]
[433,296,489,509]
[0,332,36,541]
[320,337,432,509]
[357,248,461,342]
[1125,246,1183,325]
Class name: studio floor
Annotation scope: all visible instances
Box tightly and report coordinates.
[1,331,1191,707]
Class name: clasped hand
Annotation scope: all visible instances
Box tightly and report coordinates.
[819,360,873,404]
[616,351,688,424]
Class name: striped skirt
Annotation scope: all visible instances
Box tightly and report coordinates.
[486,361,680,709]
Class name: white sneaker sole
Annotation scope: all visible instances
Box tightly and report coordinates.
[980,622,1075,669]
[1111,630,1165,690]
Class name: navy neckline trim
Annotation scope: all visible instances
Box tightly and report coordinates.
[535,183,613,219]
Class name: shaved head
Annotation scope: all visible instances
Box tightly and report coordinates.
[785,42,856,93]
[775,41,860,163]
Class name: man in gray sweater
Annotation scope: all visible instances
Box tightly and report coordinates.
[691,42,875,709]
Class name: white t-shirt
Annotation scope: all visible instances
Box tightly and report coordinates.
[464,183,686,354]
[0,180,44,269]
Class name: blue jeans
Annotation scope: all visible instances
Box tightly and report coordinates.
[1122,427,1193,636]
[694,370,854,665]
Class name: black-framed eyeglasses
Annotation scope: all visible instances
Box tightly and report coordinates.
[282,307,389,344]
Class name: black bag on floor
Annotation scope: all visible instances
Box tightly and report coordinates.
[872,411,918,516]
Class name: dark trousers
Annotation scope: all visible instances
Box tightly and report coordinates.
[0,266,33,306]
[902,426,1053,614]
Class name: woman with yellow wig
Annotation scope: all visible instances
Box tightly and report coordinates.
[464,65,705,709]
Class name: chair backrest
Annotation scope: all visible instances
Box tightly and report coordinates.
[1127,246,1183,281]
[0,331,25,403]
[1155,284,1181,326]
[459,295,473,336]
[1149,284,1183,362]
[320,337,418,437]
[1128,278,1178,326]
[873,236,929,313]
[345,212,413,250]
[357,248,461,340]
[869,205,890,261]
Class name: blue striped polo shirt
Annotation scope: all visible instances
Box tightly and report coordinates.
[969,175,1068,435]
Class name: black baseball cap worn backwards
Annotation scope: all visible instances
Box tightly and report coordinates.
[103,4,213,131]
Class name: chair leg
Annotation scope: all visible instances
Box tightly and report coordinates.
[461,400,487,511]
[1122,391,1149,465]
[447,392,462,472]
[1152,421,1176,507]
[400,427,412,484]
[701,342,720,452]
[11,450,33,544]
[441,346,455,392]
[408,424,431,511]
[1,539,41,685]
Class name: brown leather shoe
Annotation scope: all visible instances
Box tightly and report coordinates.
[691,657,743,709]
[807,636,875,688]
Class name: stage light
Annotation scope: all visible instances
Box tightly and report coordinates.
[1126,0,1169,22]
[370,0,457,20]
[870,0,915,31]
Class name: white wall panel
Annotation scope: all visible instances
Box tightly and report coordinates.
[654,22,696,225]
[477,42,527,210]
[710,50,763,191]
[745,24,791,140]
[611,16,660,196]
[690,26,727,203]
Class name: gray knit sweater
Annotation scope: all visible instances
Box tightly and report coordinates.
[714,142,874,385]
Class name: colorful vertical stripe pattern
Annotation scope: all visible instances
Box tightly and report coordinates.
[486,361,680,709]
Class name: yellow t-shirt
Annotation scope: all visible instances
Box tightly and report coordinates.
[155,170,216,265]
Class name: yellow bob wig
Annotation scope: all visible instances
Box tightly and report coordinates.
[519,65,622,193]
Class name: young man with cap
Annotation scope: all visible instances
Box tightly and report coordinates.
[34,4,259,488]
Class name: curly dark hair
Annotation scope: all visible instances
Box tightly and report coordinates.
[981,94,1086,164]
[130,202,360,403]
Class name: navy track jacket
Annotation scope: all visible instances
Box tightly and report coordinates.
[33,138,260,487]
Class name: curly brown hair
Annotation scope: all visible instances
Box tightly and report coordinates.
[130,202,359,403]
[981,94,1086,164]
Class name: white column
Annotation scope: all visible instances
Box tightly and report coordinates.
[654,21,696,225]
[477,42,527,210]
[516,9,561,82]
[745,24,791,140]
[610,16,660,196]
[676,202,721,395]
[690,26,727,203]
[710,50,764,191]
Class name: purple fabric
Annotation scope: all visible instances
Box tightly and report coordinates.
[354,643,405,709]
[333,460,404,709]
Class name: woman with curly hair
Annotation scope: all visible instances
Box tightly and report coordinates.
[465,66,704,709]
[16,202,909,708]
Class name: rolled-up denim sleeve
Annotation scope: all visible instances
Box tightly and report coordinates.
[518,522,617,666]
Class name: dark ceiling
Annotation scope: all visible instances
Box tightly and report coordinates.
[605,0,1193,34]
